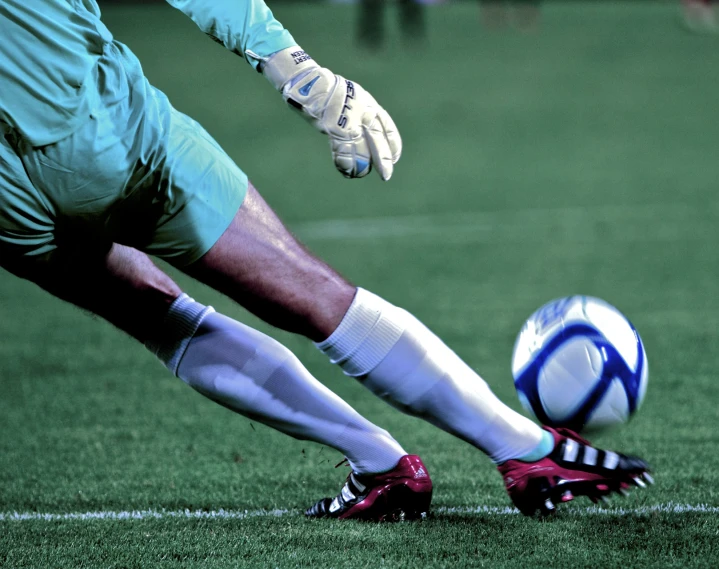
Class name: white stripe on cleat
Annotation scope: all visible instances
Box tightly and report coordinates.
[582,446,598,466]
[563,439,579,462]
[603,451,620,470]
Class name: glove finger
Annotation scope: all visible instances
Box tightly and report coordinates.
[333,139,372,178]
[377,108,402,164]
[363,113,394,181]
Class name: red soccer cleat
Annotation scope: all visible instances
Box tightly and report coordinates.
[498,427,653,516]
[305,455,433,521]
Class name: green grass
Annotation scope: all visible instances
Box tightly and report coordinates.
[2,1,719,567]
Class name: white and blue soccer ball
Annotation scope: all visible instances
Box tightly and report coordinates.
[512,296,648,432]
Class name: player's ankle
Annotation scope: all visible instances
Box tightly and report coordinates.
[507,430,555,463]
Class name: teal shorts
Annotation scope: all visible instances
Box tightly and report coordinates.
[0,41,247,267]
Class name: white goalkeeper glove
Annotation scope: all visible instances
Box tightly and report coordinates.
[259,47,402,181]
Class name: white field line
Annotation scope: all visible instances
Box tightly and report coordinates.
[291,201,719,243]
[1,503,718,523]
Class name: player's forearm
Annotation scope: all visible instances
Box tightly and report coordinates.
[165,0,296,69]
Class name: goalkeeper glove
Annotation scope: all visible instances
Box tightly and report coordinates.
[260,47,401,181]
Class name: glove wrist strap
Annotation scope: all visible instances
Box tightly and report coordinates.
[261,46,320,91]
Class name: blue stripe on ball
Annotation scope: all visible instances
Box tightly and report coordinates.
[514,323,644,430]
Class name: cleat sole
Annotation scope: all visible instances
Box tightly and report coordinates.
[309,455,433,522]
[354,483,432,523]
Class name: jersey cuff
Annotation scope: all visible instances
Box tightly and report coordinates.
[244,33,299,72]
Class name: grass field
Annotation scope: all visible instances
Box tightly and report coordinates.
[2,1,719,567]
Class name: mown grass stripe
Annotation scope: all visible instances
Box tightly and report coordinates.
[1,503,717,522]
[293,201,719,243]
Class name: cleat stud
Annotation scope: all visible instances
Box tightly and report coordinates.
[544,498,555,511]
[633,477,647,489]
[599,496,610,504]
[596,484,609,492]
[643,473,655,485]
[619,488,630,497]
[561,491,574,503]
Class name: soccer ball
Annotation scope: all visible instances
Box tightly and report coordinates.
[511,296,648,432]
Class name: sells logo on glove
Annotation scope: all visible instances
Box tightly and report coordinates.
[337,80,355,129]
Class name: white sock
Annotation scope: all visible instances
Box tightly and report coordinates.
[316,288,548,464]
[147,294,407,474]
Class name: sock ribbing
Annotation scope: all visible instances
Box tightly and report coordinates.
[315,288,404,377]
[145,293,214,375]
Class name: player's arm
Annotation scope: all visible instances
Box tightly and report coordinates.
[165,0,401,180]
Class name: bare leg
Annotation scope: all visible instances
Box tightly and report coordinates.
[399,0,426,46]
[481,0,510,29]
[184,182,548,464]
[682,0,717,31]
[2,244,181,343]
[184,183,356,342]
[2,243,406,475]
[358,0,385,50]
[512,0,541,31]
